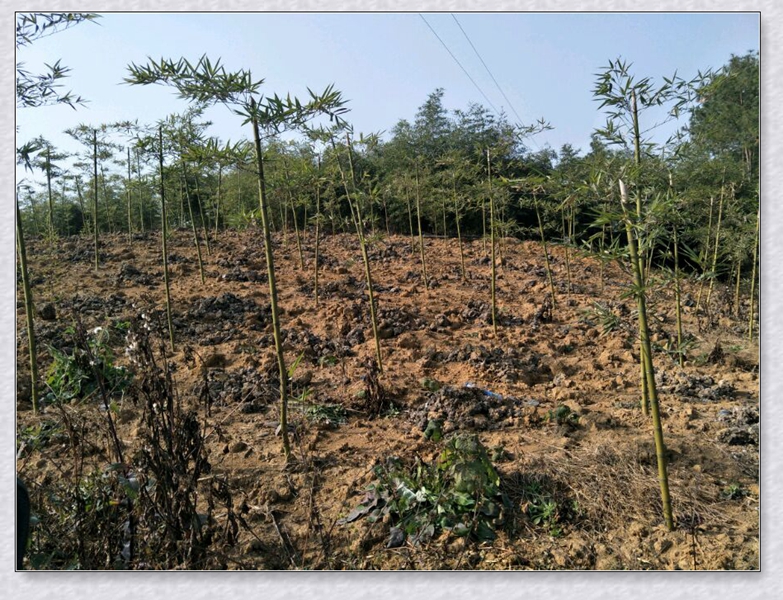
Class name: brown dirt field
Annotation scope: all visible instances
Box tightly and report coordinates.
[15,228,759,570]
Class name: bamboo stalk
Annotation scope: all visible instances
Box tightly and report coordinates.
[748,205,759,341]
[487,149,497,335]
[562,203,573,295]
[669,173,684,367]
[341,133,383,373]
[45,147,54,239]
[452,172,466,281]
[178,144,206,285]
[127,147,133,245]
[16,198,39,413]
[158,127,176,352]
[705,184,726,312]
[734,258,742,319]
[251,103,291,459]
[314,156,322,307]
[74,177,88,235]
[481,196,487,254]
[194,174,212,256]
[533,190,557,309]
[136,149,145,234]
[414,160,429,290]
[405,184,415,254]
[599,224,606,293]
[619,179,674,531]
[92,129,99,272]
[696,195,715,311]
[283,161,305,270]
[214,164,222,239]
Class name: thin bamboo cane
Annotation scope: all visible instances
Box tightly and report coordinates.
[251,103,291,459]
[619,179,674,531]
[158,127,176,352]
[487,149,497,335]
[16,198,39,413]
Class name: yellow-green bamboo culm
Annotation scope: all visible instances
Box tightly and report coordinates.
[332,133,384,373]
[452,171,467,281]
[705,184,726,313]
[92,129,100,272]
[533,190,557,309]
[619,179,674,531]
[670,174,685,367]
[251,101,291,460]
[414,160,429,290]
[314,155,322,306]
[748,205,759,341]
[16,198,39,413]
[158,127,176,352]
[487,149,497,334]
[178,141,206,285]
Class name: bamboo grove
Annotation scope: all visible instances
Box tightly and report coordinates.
[17,42,759,525]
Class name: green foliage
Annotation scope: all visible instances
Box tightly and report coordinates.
[27,465,129,570]
[340,434,507,545]
[420,377,442,392]
[545,404,579,426]
[721,483,748,500]
[44,326,130,406]
[688,52,759,179]
[16,13,99,109]
[520,481,564,537]
[124,55,349,133]
[583,301,622,336]
[302,402,346,427]
[17,419,64,452]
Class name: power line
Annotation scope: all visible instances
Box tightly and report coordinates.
[451,13,541,150]
[419,13,543,152]
[418,13,500,116]
[451,14,524,126]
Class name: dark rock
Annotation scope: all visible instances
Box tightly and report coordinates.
[37,303,56,321]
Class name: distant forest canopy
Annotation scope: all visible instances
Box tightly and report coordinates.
[17,50,758,281]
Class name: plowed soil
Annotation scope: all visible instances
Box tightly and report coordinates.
[16,228,760,570]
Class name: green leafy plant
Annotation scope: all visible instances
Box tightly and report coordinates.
[584,301,622,336]
[520,481,564,537]
[722,483,748,500]
[546,404,579,426]
[44,326,130,406]
[339,434,507,545]
[302,402,346,427]
[17,420,64,452]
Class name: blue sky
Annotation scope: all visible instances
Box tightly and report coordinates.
[16,11,759,183]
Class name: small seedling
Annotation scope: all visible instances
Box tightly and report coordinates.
[722,483,748,500]
[420,377,441,392]
[546,404,579,426]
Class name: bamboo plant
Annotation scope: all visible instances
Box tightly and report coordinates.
[487,148,497,334]
[414,158,429,290]
[16,192,39,413]
[125,55,348,460]
[748,203,759,341]
[330,129,384,372]
[157,126,176,351]
[619,179,674,531]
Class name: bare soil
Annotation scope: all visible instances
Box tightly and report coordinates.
[16,228,760,570]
